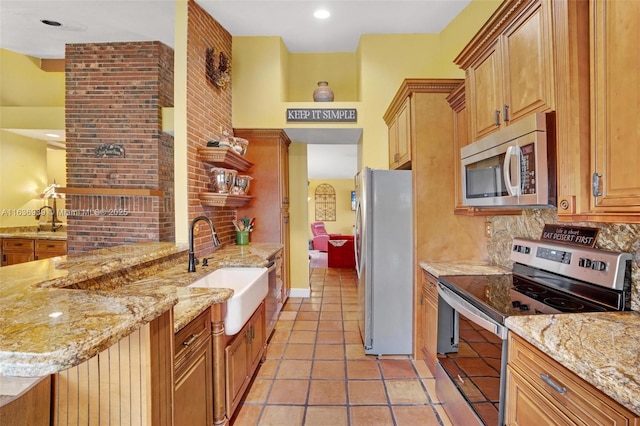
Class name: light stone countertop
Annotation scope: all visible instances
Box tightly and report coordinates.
[506,312,640,416]
[0,241,282,379]
[419,260,511,277]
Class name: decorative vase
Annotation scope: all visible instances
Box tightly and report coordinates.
[313,81,334,102]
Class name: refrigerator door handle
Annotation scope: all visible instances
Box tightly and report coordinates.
[354,198,363,278]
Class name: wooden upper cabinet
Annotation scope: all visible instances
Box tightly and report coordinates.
[384,79,462,171]
[589,0,640,214]
[554,0,640,223]
[387,97,412,170]
[457,0,555,142]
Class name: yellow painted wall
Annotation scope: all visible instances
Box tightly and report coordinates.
[288,53,358,102]
[308,179,356,237]
[0,132,49,227]
[288,143,309,292]
[232,37,287,127]
[435,0,504,75]
[0,49,65,228]
[0,49,65,107]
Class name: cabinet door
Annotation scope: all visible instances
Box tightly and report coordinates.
[420,271,439,374]
[501,0,555,125]
[388,115,399,169]
[225,331,249,416]
[247,303,265,374]
[468,40,503,140]
[174,338,213,426]
[388,98,411,170]
[506,366,575,425]
[395,98,411,169]
[590,0,640,212]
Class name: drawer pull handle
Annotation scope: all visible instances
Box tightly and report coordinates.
[182,334,199,347]
[540,374,567,394]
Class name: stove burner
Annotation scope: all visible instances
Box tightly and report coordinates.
[514,283,548,299]
[543,297,585,312]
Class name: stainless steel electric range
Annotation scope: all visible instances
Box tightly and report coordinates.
[435,237,633,426]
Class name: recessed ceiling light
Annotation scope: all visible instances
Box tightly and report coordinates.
[45,133,61,138]
[41,19,62,27]
[314,9,330,19]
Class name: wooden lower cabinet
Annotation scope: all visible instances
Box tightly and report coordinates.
[53,309,174,425]
[420,270,439,374]
[175,308,213,426]
[35,239,67,260]
[506,333,640,425]
[225,301,266,418]
[1,238,67,266]
[2,238,35,266]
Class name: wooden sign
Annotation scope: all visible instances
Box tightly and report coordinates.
[286,108,357,123]
[540,224,599,248]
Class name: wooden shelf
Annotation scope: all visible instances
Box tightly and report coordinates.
[57,187,163,197]
[198,192,252,208]
[198,147,253,172]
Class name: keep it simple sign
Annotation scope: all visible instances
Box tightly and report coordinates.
[286,108,357,123]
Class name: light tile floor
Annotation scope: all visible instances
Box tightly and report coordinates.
[231,252,453,425]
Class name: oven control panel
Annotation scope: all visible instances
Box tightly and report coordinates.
[536,247,572,264]
[511,237,632,290]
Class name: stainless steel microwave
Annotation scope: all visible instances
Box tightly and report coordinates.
[461,112,556,208]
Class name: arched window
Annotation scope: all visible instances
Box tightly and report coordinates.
[315,183,336,221]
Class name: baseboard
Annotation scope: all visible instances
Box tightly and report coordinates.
[288,287,311,298]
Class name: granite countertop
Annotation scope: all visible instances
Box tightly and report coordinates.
[506,312,640,416]
[419,260,511,277]
[0,241,283,378]
[0,231,67,241]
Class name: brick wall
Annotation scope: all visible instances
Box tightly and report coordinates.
[186,0,237,256]
[65,41,175,253]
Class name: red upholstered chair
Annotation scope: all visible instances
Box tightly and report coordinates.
[311,221,339,252]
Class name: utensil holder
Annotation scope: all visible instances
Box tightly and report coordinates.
[236,230,249,245]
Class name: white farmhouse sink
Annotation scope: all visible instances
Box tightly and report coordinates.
[188,267,268,335]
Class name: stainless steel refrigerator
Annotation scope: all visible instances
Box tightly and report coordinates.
[354,167,413,355]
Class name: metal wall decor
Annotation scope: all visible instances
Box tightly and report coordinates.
[206,47,230,88]
[315,183,336,221]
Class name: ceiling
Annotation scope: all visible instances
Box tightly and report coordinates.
[0,0,471,179]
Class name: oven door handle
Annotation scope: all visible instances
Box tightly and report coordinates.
[438,282,508,340]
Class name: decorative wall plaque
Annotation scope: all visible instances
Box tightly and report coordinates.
[95,144,125,158]
[206,47,230,88]
[286,108,357,123]
[540,224,599,248]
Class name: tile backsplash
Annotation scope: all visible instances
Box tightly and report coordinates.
[486,209,640,311]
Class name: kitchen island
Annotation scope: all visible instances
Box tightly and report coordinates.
[0,241,283,425]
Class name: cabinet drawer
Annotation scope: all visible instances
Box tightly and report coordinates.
[508,333,638,425]
[175,309,211,363]
[421,270,438,300]
[35,240,66,252]
[3,238,34,251]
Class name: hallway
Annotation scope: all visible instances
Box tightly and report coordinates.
[231,252,451,425]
